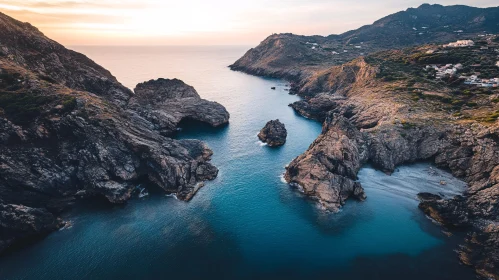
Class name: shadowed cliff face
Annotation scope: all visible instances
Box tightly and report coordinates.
[0,12,229,253]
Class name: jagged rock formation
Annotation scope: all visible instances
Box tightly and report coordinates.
[285,115,366,210]
[0,12,229,253]
[129,78,229,136]
[258,120,287,147]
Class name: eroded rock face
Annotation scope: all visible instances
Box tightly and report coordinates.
[285,114,366,211]
[258,119,287,147]
[0,13,228,254]
[129,78,230,135]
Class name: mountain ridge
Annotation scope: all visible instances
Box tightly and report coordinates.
[230,4,499,84]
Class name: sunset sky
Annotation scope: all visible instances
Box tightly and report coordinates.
[0,0,497,46]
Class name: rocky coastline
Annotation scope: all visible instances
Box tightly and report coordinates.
[0,12,229,253]
[230,5,499,278]
[234,57,499,278]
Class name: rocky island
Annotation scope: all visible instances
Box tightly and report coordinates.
[0,12,229,253]
[232,4,499,279]
[258,119,287,147]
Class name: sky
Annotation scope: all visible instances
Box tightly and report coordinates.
[0,0,497,46]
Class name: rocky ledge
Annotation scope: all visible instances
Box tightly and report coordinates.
[258,119,287,147]
[129,78,230,136]
[0,12,228,254]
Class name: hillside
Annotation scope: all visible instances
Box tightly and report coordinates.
[230,4,499,84]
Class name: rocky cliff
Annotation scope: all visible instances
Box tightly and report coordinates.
[284,48,499,278]
[0,12,229,253]
[235,7,499,273]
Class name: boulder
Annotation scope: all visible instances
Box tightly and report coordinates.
[258,119,287,147]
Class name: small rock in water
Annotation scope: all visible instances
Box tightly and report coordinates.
[271,87,276,90]
[258,119,287,147]
[440,180,447,186]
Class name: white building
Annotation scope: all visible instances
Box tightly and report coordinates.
[444,40,475,48]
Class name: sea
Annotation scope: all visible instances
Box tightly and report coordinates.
[0,46,476,280]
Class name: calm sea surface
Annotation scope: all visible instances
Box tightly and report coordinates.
[0,46,475,279]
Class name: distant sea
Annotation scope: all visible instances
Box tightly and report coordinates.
[0,46,476,280]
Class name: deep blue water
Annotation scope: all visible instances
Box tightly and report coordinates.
[0,46,476,279]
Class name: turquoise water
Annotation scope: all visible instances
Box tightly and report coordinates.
[0,46,475,279]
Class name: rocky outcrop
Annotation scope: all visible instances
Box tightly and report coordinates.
[128,78,230,136]
[258,120,287,147]
[289,94,341,122]
[0,204,63,253]
[285,114,367,210]
[0,12,229,254]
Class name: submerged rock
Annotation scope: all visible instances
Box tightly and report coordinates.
[258,119,287,147]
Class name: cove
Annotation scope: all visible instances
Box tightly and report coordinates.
[0,46,475,280]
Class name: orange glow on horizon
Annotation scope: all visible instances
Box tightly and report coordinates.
[0,0,496,46]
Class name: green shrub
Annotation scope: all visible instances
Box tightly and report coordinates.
[0,92,56,124]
